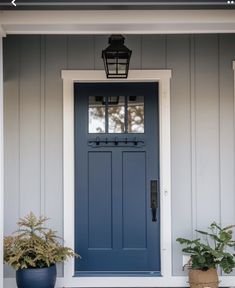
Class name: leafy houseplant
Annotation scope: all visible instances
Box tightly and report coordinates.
[176,222,235,288]
[4,212,79,288]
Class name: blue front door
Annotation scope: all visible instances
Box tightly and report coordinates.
[74,82,160,275]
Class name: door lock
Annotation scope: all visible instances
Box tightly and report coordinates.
[150,180,158,222]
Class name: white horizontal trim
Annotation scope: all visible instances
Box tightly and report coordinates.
[1,10,235,34]
[2,10,235,24]
[4,24,235,35]
[61,70,172,81]
[4,276,235,288]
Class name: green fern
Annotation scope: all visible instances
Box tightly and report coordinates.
[4,212,80,270]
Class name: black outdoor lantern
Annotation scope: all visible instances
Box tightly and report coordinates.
[102,35,132,79]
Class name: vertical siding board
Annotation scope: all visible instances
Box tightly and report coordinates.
[125,35,141,69]
[45,36,67,232]
[3,36,20,235]
[45,34,65,222]
[94,35,106,70]
[142,35,166,69]
[19,36,41,217]
[3,36,20,278]
[219,35,235,227]
[166,35,192,276]
[45,36,67,276]
[68,36,94,69]
[195,35,220,228]
[40,36,46,216]
[190,36,197,237]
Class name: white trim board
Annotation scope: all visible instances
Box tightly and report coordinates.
[62,69,172,287]
[1,10,235,34]
[0,26,5,38]
[5,275,235,288]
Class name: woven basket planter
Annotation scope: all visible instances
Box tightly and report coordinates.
[188,268,219,288]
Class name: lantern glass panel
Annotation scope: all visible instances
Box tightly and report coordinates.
[106,62,117,75]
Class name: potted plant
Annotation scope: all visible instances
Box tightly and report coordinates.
[176,222,235,288]
[4,212,79,288]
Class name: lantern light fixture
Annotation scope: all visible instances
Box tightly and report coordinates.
[102,34,132,79]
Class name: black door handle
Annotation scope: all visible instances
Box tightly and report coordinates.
[150,180,158,222]
[151,206,157,222]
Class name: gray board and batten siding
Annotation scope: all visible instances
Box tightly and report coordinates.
[3,34,235,277]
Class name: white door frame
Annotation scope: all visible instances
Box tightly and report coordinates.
[61,69,173,287]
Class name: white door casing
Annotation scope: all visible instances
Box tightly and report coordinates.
[62,70,172,287]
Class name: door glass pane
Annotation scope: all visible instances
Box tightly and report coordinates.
[108,96,125,133]
[89,96,105,133]
[128,96,144,133]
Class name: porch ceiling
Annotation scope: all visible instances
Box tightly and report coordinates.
[1,9,235,35]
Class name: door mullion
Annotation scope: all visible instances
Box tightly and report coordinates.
[124,96,128,133]
[105,96,108,133]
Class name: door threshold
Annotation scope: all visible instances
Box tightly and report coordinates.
[74,271,161,277]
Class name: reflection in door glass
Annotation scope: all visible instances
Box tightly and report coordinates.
[89,96,105,133]
[108,96,125,133]
[128,96,144,133]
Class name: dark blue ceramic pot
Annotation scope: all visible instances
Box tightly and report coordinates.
[16,264,57,288]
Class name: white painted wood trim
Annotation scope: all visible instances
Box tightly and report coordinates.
[3,9,235,25]
[159,76,172,278]
[61,70,172,81]
[0,37,4,288]
[63,76,75,285]
[62,69,172,287]
[5,275,235,288]
[1,10,235,34]
[0,26,6,37]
